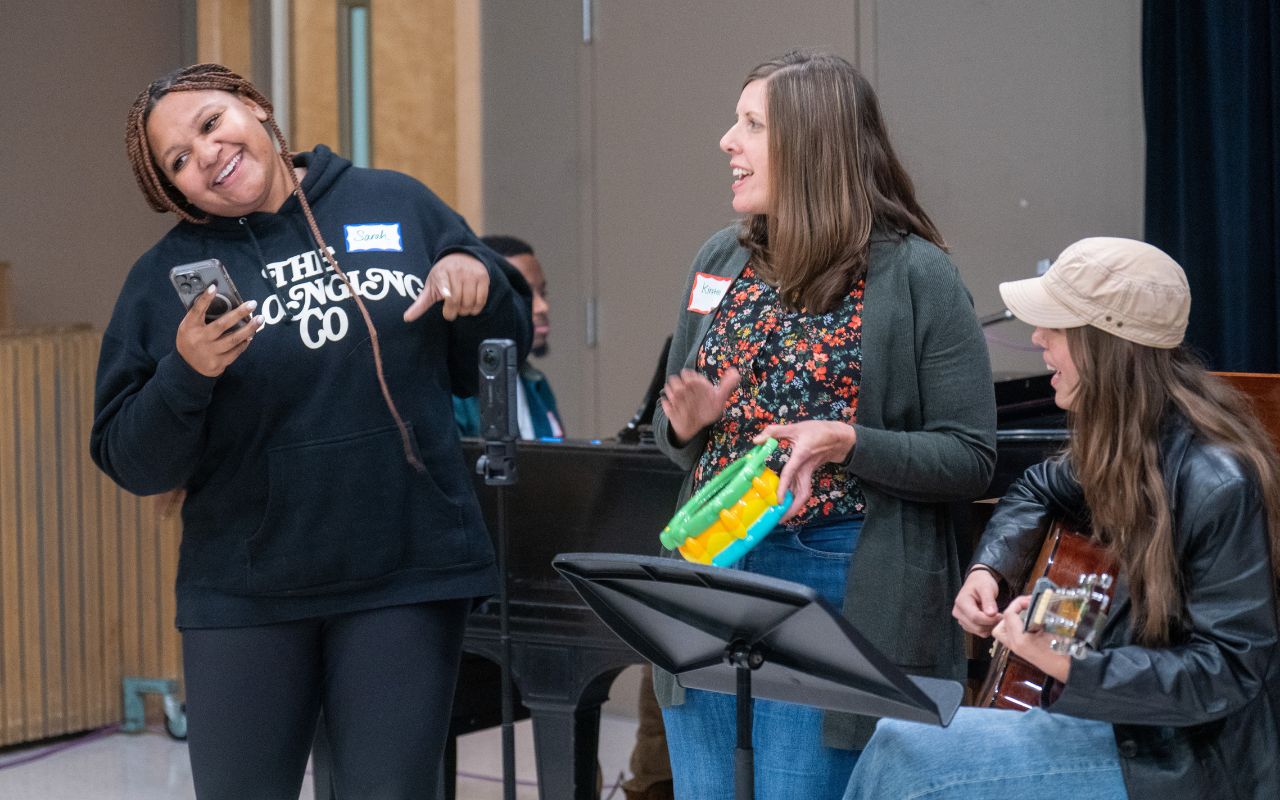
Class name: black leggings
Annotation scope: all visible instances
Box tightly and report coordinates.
[181,599,469,800]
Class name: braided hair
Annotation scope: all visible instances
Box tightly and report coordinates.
[126,64,423,470]
[126,64,281,223]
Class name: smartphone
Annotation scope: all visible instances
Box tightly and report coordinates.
[169,259,247,330]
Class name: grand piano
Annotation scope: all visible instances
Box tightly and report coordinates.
[456,440,685,799]
[313,373,1068,800]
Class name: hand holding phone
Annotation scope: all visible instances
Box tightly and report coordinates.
[170,259,259,377]
[170,259,248,330]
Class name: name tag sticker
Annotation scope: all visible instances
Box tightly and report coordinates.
[687,272,733,314]
[345,223,403,253]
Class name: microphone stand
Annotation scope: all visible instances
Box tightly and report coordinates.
[617,335,671,443]
[979,308,1014,327]
[474,337,519,800]
[476,438,517,800]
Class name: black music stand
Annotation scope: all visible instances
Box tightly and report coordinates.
[552,553,963,800]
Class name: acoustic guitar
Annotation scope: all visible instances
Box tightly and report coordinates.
[975,521,1117,711]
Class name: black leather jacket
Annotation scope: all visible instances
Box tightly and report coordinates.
[974,416,1280,800]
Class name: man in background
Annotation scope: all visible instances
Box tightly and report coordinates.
[454,234,564,438]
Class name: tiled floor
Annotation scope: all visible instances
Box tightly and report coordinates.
[0,715,641,800]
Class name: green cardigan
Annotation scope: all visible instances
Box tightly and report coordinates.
[652,226,997,749]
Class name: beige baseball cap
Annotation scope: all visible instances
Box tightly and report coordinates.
[998,237,1190,349]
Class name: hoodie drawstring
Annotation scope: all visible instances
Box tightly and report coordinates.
[239,217,294,325]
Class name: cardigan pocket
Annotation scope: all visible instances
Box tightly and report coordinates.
[892,560,952,667]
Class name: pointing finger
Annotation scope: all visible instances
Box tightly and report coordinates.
[404,279,442,322]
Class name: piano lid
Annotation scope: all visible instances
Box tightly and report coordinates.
[994,371,1065,430]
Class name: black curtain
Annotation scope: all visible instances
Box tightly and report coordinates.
[1143,1,1280,371]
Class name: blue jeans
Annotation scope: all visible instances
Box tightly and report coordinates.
[663,516,863,800]
[843,707,1128,799]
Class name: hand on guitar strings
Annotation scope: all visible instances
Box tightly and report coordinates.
[992,594,1072,684]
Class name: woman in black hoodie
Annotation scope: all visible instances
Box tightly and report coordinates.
[94,63,530,799]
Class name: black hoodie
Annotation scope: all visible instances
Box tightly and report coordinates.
[92,146,531,627]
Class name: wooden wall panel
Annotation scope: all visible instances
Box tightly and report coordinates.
[291,0,341,153]
[35,336,65,733]
[197,0,254,77]
[206,0,476,213]
[371,0,457,205]
[18,340,44,739]
[58,338,86,732]
[1,337,24,741]
[74,333,109,730]
[0,261,11,329]
[454,0,484,227]
[0,329,183,747]
[96,423,123,730]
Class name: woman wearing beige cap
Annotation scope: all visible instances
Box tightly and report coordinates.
[843,237,1280,800]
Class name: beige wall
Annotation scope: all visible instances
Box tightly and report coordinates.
[0,2,185,330]
[480,1,590,431]
[874,1,1145,377]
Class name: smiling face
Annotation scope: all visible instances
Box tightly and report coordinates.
[719,79,770,215]
[145,89,292,218]
[1032,326,1081,411]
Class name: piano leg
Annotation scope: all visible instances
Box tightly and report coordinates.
[526,700,606,800]
[464,628,641,797]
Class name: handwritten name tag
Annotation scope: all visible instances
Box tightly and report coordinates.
[345,223,403,253]
[687,272,732,314]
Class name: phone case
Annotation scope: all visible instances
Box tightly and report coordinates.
[169,259,247,328]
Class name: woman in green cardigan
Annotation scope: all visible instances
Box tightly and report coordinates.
[653,50,996,798]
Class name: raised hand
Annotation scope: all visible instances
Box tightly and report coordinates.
[661,367,742,446]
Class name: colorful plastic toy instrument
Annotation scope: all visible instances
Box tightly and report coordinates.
[659,438,792,567]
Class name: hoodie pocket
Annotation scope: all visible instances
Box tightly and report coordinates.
[245,424,465,594]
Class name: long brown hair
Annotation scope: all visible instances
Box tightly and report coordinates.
[739,50,945,313]
[125,64,422,470]
[1066,326,1280,645]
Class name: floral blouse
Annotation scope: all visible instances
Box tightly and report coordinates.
[693,263,867,525]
